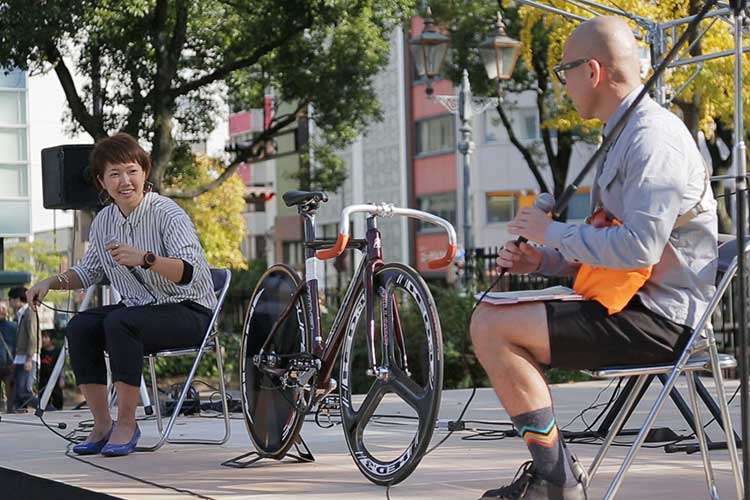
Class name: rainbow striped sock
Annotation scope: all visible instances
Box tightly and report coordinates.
[512,407,578,487]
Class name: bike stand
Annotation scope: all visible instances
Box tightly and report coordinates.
[221,435,315,468]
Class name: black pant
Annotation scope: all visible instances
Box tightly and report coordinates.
[66,302,211,387]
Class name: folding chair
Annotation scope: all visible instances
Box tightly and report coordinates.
[586,240,744,500]
[137,268,232,452]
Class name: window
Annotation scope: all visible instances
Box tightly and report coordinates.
[484,107,540,144]
[0,67,29,237]
[415,115,454,155]
[566,191,591,220]
[0,128,27,162]
[416,193,456,232]
[0,91,25,125]
[282,241,304,268]
[0,68,25,88]
[486,193,519,223]
[254,235,267,263]
[0,164,27,197]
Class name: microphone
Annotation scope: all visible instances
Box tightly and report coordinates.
[499,192,555,275]
[104,235,158,303]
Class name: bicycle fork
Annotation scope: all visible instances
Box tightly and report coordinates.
[362,216,410,381]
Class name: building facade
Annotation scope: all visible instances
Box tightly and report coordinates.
[0,68,31,243]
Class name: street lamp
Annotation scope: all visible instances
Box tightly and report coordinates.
[479,12,522,82]
[410,9,521,280]
[409,8,450,94]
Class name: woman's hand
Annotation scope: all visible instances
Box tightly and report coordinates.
[27,281,51,311]
[106,242,146,268]
[497,241,543,275]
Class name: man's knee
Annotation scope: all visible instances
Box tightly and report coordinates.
[470,305,512,353]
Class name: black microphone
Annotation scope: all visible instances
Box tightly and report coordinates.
[104,235,158,303]
[499,192,556,275]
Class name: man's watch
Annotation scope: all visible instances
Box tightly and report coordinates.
[142,251,157,270]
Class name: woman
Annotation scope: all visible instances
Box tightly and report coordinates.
[27,133,217,456]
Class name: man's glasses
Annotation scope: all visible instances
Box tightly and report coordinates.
[552,58,591,85]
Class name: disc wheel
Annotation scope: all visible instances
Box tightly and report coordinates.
[240,264,311,458]
[340,263,443,485]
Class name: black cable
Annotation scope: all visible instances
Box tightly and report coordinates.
[64,444,218,500]
[560,379,620,434]
[38,401,216,499]
[422,272,511,458]
[31,307,216,500]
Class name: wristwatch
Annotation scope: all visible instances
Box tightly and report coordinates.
[141,251,157,270]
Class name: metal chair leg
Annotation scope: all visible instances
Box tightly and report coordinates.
[149,356,164,434]
[588,375,649,484]
[707,343,744,499]
[168,339,231,445]
[603,367,685,499]
[685,372,719,500]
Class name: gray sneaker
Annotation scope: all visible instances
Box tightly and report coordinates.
[479,461,587,500]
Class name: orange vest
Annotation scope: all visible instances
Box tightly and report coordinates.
[572,209,652,314]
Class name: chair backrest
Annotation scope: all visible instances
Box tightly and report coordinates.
[677,238,750,354]
[210,268,230,295]
[717,237,750,274]
[206,268,231,335]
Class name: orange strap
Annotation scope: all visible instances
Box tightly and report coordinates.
[572,209,652,315]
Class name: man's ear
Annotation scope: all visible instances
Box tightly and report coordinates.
[589,59,603,87]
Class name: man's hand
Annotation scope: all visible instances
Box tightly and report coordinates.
[497,241,543,275]
[24,359,32,372]
[106,242,146,268]
[507,206,552,244]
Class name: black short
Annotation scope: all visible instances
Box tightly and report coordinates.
[545,295,692,370]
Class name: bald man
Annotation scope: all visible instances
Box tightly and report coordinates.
[471,16,716,500]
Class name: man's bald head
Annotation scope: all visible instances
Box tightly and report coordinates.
[565,16,641,85]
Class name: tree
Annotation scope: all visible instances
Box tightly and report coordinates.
[0,0,417,197]
[427,1,749,225]
[4,241,69,303]
[164,150,248,269]
[428,1,600,213]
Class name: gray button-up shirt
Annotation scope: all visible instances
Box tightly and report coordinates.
[537,85,717,330]
[71,192,217,312]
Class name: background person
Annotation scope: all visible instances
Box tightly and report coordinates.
[0,300,17,413]
[27,132,216,457]
[39,330,64,410]
[8,287,38,412]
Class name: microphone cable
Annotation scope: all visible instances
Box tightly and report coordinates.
[104,235,158,304]
[28,308,217,500]
[422,193,557,458]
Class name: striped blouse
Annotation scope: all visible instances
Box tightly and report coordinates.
[71,192,217,311]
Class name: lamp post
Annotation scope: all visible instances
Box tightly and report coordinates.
[411,9,521,281]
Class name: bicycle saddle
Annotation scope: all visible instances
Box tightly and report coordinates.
[282,190,328,207]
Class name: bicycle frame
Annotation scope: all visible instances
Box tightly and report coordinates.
[258,201,456,403]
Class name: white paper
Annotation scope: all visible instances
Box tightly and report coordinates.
[475,285,584,305]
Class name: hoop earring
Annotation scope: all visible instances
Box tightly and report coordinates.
[144,181,154,193]
[98,190,112,205]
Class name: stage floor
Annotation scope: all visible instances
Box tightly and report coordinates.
[0,379,742,499]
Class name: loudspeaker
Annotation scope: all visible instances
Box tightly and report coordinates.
[41,144,101,210]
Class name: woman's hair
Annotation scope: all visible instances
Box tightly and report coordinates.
[89,133,152,187]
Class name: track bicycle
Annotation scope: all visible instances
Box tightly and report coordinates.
[239,190,456,485]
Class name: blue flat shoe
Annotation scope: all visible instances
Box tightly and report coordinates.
[101,425,141,457]
[72,423,114,455]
